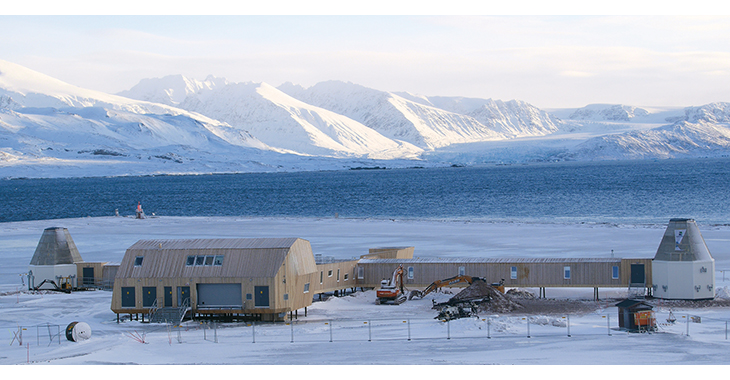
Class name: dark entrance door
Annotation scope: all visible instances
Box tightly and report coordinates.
[164,286,173,307]
[177,286,190,307]
[254,286,269,308]
[630,264,645,285]
[82,267,94,286]
[121,287,135,308]
[142,286,157,307]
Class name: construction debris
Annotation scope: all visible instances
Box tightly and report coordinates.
[433,280,522,320]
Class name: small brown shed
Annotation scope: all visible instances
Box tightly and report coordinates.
[615,299,655,332]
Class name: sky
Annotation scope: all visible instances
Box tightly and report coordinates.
[2,2,730,109]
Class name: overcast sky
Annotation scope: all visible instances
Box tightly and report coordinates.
[2,3,730,109]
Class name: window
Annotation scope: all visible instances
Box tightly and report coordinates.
[564,266,571,279]
[407,267,414,280]
[283,293,289,300]
[510,266,518,280]
[134,256,144,266]
[186,256,195,266]
[612,266,619,279]
[344,273,349,281]
[320,271,324,284]
[204,255,214,266]
[337,269,340,282]
[195,255,205,266]
[458,266,465,276]
[328,270,333,277]
[304,283,310,293]
[246,293,252,300]
[357,267,364,280]
[213,255,224,266]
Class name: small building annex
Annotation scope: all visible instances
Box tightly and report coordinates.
[110,237,358,322]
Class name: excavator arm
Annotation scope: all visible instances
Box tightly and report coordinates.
[409,275,486,300]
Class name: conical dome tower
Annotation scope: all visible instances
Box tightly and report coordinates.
[28,227,84,289]
[652,219,715,300]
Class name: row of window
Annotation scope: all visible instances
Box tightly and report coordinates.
[133,255,227,267]
[318,269,349,284]
[362,265,622,281]
[186,255,224,267]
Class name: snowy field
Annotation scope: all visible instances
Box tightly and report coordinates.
[1,216,729,370]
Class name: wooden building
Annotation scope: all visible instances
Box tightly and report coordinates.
[111,237,358,322]
[616,299,655,331]
[356,257,653,299]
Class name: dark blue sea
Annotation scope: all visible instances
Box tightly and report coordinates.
[2,158,729,225]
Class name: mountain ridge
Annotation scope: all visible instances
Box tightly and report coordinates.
[2,59,729,178]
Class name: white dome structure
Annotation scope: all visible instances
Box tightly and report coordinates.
[28,227,83,290]
[652,219,715,300]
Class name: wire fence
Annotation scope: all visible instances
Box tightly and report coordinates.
[5,311,729,350]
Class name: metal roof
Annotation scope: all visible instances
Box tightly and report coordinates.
[127,237,301,251]
[358,257,624,264]
[29,227,83,266]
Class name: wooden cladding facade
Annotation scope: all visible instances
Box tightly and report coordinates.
[111,238,326,321]
[356,258,653,289]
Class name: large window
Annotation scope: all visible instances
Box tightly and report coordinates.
[510,266,518,280]
[357,267,364,280]
[213,255,224,266]
[134,256,144,266]
[564,266,571,279]
[458,266,465,276]
[407,267,414,280]
[304,283,310,293]
[195,255,205,266]
[186,255,195,266]
[344,273,349,281]
[612,266,619,279]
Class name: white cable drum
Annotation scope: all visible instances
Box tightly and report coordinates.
[65,322,92,342]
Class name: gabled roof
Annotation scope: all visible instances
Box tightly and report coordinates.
[29,227,83,266]
[615,299,652,309]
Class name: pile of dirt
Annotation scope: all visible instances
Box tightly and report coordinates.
[506,288,535,299]
[449,281,523,313]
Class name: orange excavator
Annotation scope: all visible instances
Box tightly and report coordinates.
[409,275,504,300]
[376,264,407,305]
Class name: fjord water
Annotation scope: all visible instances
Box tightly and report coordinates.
[2,159,729,224]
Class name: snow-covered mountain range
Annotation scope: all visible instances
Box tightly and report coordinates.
[1,59,729,178]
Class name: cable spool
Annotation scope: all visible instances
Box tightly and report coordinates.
[65,322,92,342]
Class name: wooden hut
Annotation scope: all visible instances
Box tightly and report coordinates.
[111,238,318,322]
[615,299,655,332]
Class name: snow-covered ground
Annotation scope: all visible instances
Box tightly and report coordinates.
[1,216,729,367]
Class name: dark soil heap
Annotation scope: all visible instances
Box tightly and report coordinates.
[450,281,523,313]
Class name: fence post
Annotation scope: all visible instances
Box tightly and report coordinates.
[329,320,333,342]
[726,321,728,340]
[526,318,531,338]
[290,321,294,343]
[407,320,411,341]
[607,314,612,336]
[686,314,690,336]
[214,322,218,343]
[567,315,571,337]
[368,320,372,342]
[487,318,491,339]
[252,321,256,343]
[447,319,451,340]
